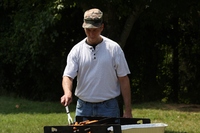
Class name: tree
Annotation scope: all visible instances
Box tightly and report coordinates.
[1,0,200,104]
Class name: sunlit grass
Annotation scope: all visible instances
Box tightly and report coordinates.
[0,96,200,133]
[132,103,200,133]
[1,113,73,133]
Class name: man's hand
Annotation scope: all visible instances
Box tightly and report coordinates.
[123,109,133,118]
[61,76,73,106]
[60,92,72,106]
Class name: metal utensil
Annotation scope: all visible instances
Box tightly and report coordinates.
[65,106,73,125]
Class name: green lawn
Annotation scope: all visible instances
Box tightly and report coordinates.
[0,96,199,133]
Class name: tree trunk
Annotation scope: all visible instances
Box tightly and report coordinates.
[171,17,180,103]
[119,6,144,49]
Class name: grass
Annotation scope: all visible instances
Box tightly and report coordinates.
[132,102,200,133]
[0,96,200,133]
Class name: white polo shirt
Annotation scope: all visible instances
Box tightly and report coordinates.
[63,36,130,102]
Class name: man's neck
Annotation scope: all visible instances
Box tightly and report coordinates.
[87,36,102,44]
[86,37,103,48]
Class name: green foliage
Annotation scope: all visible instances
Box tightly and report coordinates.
[125,0,200,103]
[1,0,200,103]
[0,0,84,100]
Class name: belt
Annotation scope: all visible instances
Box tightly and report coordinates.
[79,98,116,104]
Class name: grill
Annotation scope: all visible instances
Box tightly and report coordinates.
[44,116,151,133]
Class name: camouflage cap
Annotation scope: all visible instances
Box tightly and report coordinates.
[82,8,103,28]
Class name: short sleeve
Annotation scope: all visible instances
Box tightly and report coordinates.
[63,48,79,79]
[114,49,130,77]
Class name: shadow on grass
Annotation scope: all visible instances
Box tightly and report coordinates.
[165,131,187,133]
[0,96,76,114]
[133,102,200,113]
[1,96,200,114]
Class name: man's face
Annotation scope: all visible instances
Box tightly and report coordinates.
[84,24,104,44]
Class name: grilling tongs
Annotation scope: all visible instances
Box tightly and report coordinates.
[65,106,73,125]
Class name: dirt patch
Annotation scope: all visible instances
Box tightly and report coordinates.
[165,104,200,112]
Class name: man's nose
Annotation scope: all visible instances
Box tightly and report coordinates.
[89,31,95,36]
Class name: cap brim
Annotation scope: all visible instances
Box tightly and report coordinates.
[82,22,102,28]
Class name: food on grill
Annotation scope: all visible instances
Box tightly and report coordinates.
[72,120,98,133]
[73,120,98,126]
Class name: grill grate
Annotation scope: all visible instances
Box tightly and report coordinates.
[44,116,150,133]
[44,124,121,133]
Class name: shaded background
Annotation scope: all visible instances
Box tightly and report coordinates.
[0,0,200,104]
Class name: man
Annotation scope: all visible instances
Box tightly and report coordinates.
[61,8,132,118]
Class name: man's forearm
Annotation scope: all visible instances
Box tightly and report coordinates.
[119,75,132,117]
[61,76,73,106]
[121,80,132,112]
[62,76,73,94]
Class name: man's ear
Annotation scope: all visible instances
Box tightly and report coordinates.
[101,24,104,31]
